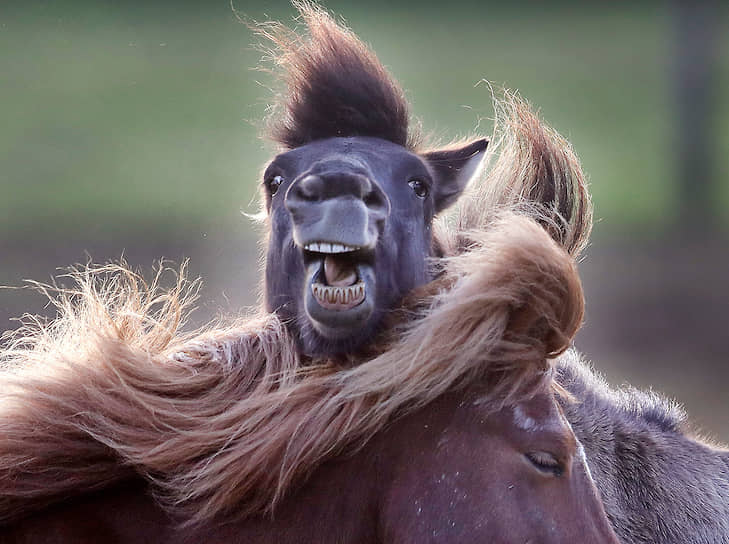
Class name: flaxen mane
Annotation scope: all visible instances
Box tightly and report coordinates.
[0,4,591,527]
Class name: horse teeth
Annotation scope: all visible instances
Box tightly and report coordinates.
[303,242,360,254]
[311,282,365,307]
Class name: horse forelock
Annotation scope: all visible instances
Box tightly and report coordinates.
[253,1,415,149]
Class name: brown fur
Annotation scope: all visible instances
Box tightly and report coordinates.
[0,214,584,526]
[0,6,593,528]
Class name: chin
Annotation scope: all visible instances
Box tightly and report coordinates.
[296,307,384,359]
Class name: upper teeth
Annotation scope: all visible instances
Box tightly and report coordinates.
[304,242,360,254]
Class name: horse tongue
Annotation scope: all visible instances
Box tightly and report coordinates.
[324,256,357,286]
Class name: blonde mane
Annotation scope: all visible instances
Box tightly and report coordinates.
[0,7,591,528]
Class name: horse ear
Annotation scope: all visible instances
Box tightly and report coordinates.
[422,138,488,213]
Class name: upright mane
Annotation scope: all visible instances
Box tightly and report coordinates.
[445,90,592,258]
[255,1,415,149]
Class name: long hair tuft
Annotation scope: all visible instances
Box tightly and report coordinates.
[441,88,593,258]
[252,1,416,149]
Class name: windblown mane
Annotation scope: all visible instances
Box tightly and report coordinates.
[0,213,582,525]
[0,6,593,528]
[256,1,415,149]
[443,90,592,258]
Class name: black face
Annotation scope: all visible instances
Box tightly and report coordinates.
[262,136,486,357]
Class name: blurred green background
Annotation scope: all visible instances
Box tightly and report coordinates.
[1,1,728,437]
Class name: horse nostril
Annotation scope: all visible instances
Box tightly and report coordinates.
[363,190,379,208]
[287,171,390,221]
[295,175,324,202]
[364,185,390,218]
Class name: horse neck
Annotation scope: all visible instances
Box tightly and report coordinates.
[556,351,729,544]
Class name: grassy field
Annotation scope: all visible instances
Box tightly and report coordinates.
[1,1,727,242]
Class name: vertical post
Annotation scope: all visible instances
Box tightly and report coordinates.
[673,0,719,234]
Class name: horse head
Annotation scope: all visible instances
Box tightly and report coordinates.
[379,384,619,543]
[264,137,486,356]
[254,4,487,356]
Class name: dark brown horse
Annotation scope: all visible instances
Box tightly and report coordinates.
[1,385,620,543]
[2,4,727,542]
[0,204,619,543]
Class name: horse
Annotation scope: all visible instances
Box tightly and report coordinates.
[0,3,617,541]
[0,182,619,541]
[4,2,717,543]
[0,207,620,543]
[1,355,620,543]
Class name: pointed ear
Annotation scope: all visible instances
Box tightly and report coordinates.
[421,138,488,213]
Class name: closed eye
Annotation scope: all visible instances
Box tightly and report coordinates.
[525,451,564,477]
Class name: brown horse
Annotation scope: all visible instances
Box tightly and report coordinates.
[0,3,619,542]
[0,195,619,541]
[1,385,619,543]
[0,210,621,543]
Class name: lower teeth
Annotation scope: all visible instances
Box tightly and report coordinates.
[312,282,365,306]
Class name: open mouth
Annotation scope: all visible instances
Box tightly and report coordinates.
[305,242,367,311]
[301,240,376,337]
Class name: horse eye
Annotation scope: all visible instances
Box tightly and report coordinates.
[408,179,429,198]
[266,175,284,196]
[525,451,564,477]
